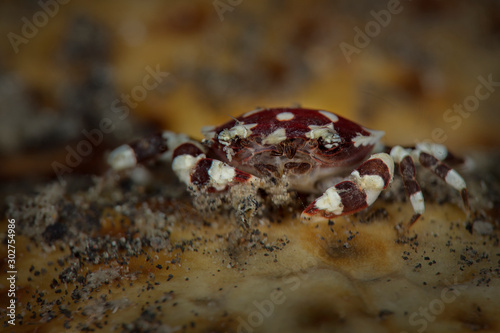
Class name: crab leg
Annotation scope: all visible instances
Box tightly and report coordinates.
[413,143,469,212]
[303,153,394,219]
[390,146,425,226]
[107,131,194,170]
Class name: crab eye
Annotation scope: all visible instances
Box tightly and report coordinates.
[323,135,341,147]
[217,123,257,146]
[318,136,343,151]
[218,129,233,146]
[317,131,343,150]
[305,124,342,151]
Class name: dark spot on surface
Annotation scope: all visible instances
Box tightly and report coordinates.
[323,241,361,260]
[59,202,101,233]
[378,309,394,320]
[358,208,388,224]
[297,303,345,329]
[43,222,68,243]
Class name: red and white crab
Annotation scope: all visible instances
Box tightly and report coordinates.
[107,107,469,226]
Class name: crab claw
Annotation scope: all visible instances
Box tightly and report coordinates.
[302,153,394,221]
[302,180,362,219]
[173,153,259,193]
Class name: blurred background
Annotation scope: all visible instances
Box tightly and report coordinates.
[0,0,499,185]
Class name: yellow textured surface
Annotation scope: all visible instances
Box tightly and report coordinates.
[1,1,499,333]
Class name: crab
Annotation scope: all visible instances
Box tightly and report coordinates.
[107,107,469,226]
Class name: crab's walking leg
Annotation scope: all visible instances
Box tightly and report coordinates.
[391,146,424,226]
[413,143,469,212]
[303,153,394,219]
[107,131,193,170]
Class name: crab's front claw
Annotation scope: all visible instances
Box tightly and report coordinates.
[302,180,367,219]
[173,154,259,193]
[302,153,394,221]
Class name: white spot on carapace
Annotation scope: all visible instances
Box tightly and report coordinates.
[306,123,341,148]
[218,123,258,146]
[276,112,295,121]
[314,187,343,215]
[262,128,287,145]
[242,108,264,118]
[319,110,339,122]
[352,129,385,148]
[208,160,236,191]
[172,154,204,185]
[410,191,425,214]
[107,145,137,170]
